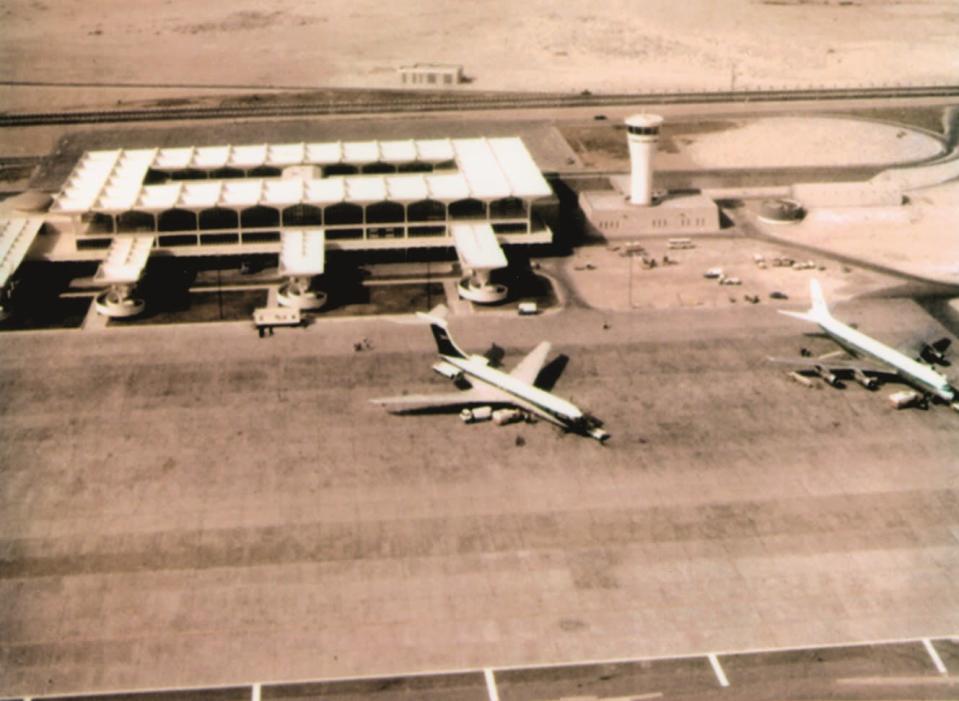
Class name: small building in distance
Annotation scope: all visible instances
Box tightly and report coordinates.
[398,63,464,87]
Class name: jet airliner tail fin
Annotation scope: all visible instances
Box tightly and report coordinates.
[416,305,467,359]
[809,279,829,318]
[778,279,833,325]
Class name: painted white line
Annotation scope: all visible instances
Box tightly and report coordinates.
[923,638,949,676]
[708,653,730,688]
[484,668,500,701]
[251,682,262,701]
[836,676,955,686]
[24,633,959,700]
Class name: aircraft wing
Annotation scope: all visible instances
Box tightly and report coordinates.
[509,341,552,385]
[370,384,512,414]
[767,355,896,376]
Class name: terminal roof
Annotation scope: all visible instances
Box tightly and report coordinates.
[452,223,508,272]
[51,138,552,215]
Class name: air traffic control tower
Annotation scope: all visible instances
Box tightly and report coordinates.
[579,114,719,239]
[625,113,663,206]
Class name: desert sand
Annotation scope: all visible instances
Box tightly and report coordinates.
[1,0,957,97]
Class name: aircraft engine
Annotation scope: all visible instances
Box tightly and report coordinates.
[852,369,878,390]
[919,339,949,365]
[432,361,464,383]
[814,365,840,387]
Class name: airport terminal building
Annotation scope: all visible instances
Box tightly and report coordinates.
[40,136,554,261]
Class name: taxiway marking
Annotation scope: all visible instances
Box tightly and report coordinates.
[708,653,730,687]
[484,667,500,701]
[836,676,956,686]
[923,638,949,675]
[18,635,959,700]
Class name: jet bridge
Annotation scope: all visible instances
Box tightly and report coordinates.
[277,230,327,310]
[93,235,153,317]
[0,217,43,321]
[452,223,508,304]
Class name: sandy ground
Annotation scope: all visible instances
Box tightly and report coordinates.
[748,178,959,286]
[1,0,957,100]
[668,116,945,170]
[564,115,947,172]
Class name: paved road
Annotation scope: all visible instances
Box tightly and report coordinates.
[1,300,957,696]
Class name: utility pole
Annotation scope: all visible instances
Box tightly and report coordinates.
[217,257,223,320]
[426,258,431,309]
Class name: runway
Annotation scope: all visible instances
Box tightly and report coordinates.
[1,300,957,695]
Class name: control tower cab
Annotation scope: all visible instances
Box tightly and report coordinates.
[625,114,663,206]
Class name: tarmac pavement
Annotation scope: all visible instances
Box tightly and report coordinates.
[1,297,957,696]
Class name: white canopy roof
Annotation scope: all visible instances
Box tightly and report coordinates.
[385,174,429,203]
[380,140,417,163]
[52,137,552,214]
[452,223,508,271]
[342,141,379,164]
[263,179,304,206]
[346,177,387,204]
[0,217,43,289]
[179,181,223,209]
[94,236,154,284]
[268,143,307,166]
[279,230,325,276]
[453,139,512,200]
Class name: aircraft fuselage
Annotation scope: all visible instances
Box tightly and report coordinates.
[817,315,955,402]
[444,353,585,428]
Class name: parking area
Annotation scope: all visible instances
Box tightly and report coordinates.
[557,234,903,313]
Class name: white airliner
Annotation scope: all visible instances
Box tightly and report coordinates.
[371,307,610,441]
[771,279,957,407]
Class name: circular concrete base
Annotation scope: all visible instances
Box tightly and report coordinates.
[277,284,327,310]
[758,198,805,224]
[458,277,508,304]
[95,291,145,318]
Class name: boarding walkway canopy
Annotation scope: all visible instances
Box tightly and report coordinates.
[452,223,508,272]
[0,217,42,290]
[94,235,154,285]
[51,138,553,215]
[91,235,154,318]
[277,229,327,310]
[279,230,325,277]
[452,223,509,304]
